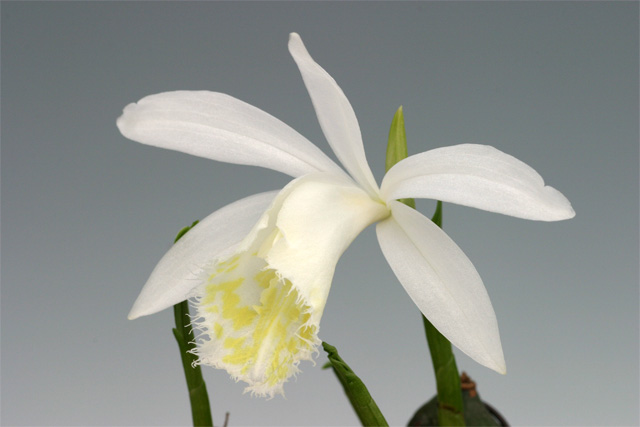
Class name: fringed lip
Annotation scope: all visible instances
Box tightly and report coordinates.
[188,174,389,397]
[189,252,322,398]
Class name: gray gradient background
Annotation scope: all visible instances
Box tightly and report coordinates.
[2,2,638,426]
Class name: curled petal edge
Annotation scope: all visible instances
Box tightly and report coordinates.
[381,144,575,221]
[117,91,345,178]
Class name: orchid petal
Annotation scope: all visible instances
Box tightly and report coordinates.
[380,144,575,221]
[128,190,279,320]
[117,91,345,178]
[190,173,389,397]
[377,201,506,374]
[288,33,379,197]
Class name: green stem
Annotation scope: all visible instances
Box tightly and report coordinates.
[423,202,465,426]
[323,342,388,427]
[171,222,213,427]
[386,108,464,426]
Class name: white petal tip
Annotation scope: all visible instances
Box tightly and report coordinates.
[564,206,576,220]
[539,186,576,221]
[288,33,306,55]
[485,355,507,375]
[127,307,141,320]
[127,299,162,320]
[126,295,150,319]
[116,102,140,140]
[127,299,155,320]
[494,362,507,375]
[288,32,301,43]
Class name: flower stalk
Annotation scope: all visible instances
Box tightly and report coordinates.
[171,222,213,427]
[386,107,464,426]
[423,203,466,426]
[323,342,388,427]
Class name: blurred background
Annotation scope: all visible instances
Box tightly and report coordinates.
[2,2,638,426]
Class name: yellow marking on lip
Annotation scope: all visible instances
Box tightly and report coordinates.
[204,276,258,330]
[214,323,223,339]
[211,254,241,276]
[220,270,317,385]
[254,269,273,289]
[202,254,318,387]
[224,336,246,349]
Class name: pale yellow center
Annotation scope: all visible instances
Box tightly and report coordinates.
[199,254,317,387]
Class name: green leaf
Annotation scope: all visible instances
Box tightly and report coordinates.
[431,200,443,228]
[172,221,213,427]
[386,106,415,208]
[323,342,389,427]
[174,220,200,243]
[385,106,407,172]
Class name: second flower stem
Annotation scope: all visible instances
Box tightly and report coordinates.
[173,300,213,427]
[171,221,213,427]
[386,107,464,426]
[424,202,465,426]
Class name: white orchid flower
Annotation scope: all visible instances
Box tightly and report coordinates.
[118,33,575,398]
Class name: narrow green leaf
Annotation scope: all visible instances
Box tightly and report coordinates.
[172,221,213,427]
[431,200,443,229]
[174,220,200,243]
[386,106,416,208]
[385,107,464,426]
[323,342,389,427]
[386,106,407,172]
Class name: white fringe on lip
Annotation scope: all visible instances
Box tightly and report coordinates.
[188,246,322,398]
[185,173,388,398]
